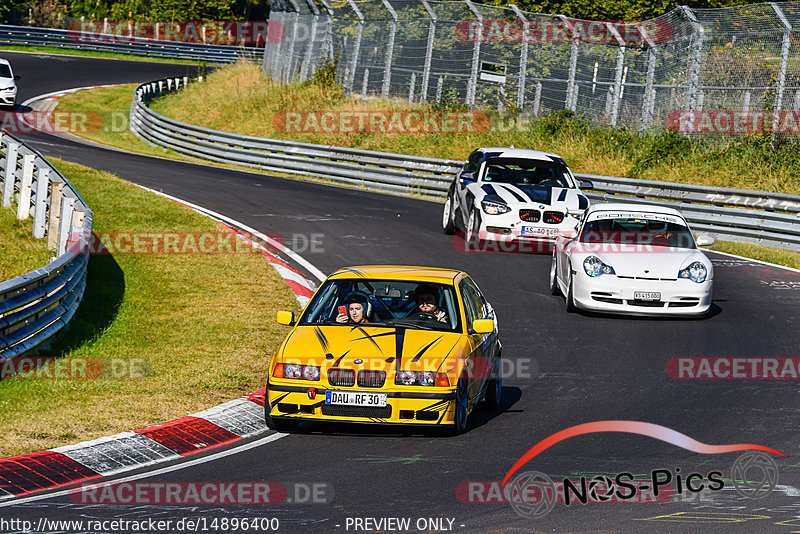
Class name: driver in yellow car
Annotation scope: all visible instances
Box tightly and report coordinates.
[413,285,447,323]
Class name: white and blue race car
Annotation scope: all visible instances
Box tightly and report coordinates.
[442,147,592,244]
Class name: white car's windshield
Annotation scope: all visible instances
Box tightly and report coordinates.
[481,157,574,188]
[0,65,12,79]
[580,216,696,248]
[299,278,461,332]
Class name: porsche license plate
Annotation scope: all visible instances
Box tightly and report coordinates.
[325,391,387,407]
[633,291,661,301]
[521,226,559,237]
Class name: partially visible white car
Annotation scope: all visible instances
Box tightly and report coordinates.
[550,203,715,317]
[0,58,20,109]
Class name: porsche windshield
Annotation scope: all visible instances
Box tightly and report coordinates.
[580,216,695,248]
[481,157,574,188]
[299,279,461,332]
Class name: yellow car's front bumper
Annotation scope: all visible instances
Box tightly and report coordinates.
[267,383,458,426]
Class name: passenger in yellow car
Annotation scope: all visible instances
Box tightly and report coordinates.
[412,285,447,323]
[336,293,369,324]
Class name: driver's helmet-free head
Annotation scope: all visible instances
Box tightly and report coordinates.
[414,285,440,306]
[344,291,371,319]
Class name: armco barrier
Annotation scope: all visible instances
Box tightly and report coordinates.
[0,132,91,361]
[130,76,800,252]
[0,24,262,64]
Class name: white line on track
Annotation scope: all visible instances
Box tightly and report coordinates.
[0,433,287,508]
[707,248,800,274]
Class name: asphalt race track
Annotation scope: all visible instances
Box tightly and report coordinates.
[2,51,800,533]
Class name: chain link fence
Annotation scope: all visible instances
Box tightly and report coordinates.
[263,0,800,134]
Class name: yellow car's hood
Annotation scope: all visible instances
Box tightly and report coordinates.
[279,325,464,372]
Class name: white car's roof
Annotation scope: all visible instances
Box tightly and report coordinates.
[586,202,684,218]
[478,147,562,161]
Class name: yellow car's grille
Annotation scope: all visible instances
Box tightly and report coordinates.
[357,370,386,388]
[321,405,392,418]
[328,368,355,387]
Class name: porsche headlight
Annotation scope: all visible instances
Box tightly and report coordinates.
[481,200,510,215]
[583,256,615,277]
[679,261,708,283]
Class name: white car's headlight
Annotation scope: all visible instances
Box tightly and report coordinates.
[679,261,708,283]
[481,200,510,215]
[583,256,615,277]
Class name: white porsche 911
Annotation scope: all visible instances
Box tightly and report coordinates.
[550,203,715,317]
[442,147,592,244]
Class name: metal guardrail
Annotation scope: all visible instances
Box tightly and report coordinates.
[0,132,92,361]
[130,76,800,252]
[0,24,262,64]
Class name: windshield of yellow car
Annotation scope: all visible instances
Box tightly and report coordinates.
[299,279,462,332]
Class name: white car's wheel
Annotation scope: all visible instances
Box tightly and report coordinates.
[466,209,480,245]
[565,272,577,313]
[442,194,457,235]
[549,253,561,296]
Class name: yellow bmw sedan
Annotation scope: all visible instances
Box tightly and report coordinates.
[265,266,502,434]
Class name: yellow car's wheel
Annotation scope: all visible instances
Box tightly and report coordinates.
[452,377,469,435]
[264,381,296,432]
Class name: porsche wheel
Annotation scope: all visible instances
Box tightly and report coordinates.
[442,195,457,235]
[565,272,577,313]
[549,254,561,296]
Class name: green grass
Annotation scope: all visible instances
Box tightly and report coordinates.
[0,207,51,280]
[0,159,300,457]
[1,44,205,65]
[710,241,800,270]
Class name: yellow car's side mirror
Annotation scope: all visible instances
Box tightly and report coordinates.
[472,319,494,334]
[276,311,295,326]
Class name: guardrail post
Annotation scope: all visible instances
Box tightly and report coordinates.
[681,6,705,113]
[639,25,657,131]
[420,0,437,102]
[381,0,398,99]
[533,81,542,116]
[16,154,35,220]
[464,0,483,107]
[743,91,751,112]
[361,68,369,100]
[33,167,49,238]
[436,76,444,103]
[558,15,580,111]
[2,142,19,208]
[770,3,791,140]
[345,0,365,95]
[606,22,626,127]
[58,196,76,257]
[284,0,302,83]
[409,73,416,103]
[47,181,64,250]
[794,90,800,111]
[509,5,529,110]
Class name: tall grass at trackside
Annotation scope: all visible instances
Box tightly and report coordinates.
[0,159,300,457]
[149,63,800,195]
[0,207,51,280]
